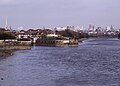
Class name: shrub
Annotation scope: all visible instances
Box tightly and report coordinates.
[0,31,16,40]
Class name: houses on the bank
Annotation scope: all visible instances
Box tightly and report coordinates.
[16,29,54,44]
[0,24,119,47]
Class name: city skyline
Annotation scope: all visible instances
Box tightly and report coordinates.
[0,0,120,29]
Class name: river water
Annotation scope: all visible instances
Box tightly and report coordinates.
[0,38,120,86]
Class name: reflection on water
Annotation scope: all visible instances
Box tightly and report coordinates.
[0,38,120,86]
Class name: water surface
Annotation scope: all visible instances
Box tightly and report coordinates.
[0,38,120,86]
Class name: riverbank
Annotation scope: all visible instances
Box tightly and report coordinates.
[78,38,88,42]
[0,46,32,58]
[0,49,14,57]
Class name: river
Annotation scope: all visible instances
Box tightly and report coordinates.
[0,38,120,86]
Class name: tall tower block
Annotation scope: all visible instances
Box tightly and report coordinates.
[5,16,8,30]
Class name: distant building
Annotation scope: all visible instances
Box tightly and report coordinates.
[56,27,67,31]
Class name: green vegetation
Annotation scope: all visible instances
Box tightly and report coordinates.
[0,31,16,40]
[118,33,120,39]
[56,29,89,39]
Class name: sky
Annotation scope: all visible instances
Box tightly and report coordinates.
[0,0,120,30]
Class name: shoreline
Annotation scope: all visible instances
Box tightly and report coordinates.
[0,38,97,57]
[0,46,32,58]
[0,49,14,57]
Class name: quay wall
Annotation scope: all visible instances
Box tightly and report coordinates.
[36,39,79,47]
[0,39,32,50]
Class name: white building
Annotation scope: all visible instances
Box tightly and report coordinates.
[56,27,67,31]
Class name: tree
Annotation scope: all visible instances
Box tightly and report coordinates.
[0,31,16,40]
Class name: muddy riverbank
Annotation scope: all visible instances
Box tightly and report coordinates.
[0,46,32,57]
[0,49,14,57]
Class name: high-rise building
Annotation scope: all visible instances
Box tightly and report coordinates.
[5,16,8,30]
[110,25,114,32]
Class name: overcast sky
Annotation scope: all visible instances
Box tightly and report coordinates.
[0,0,120,29]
